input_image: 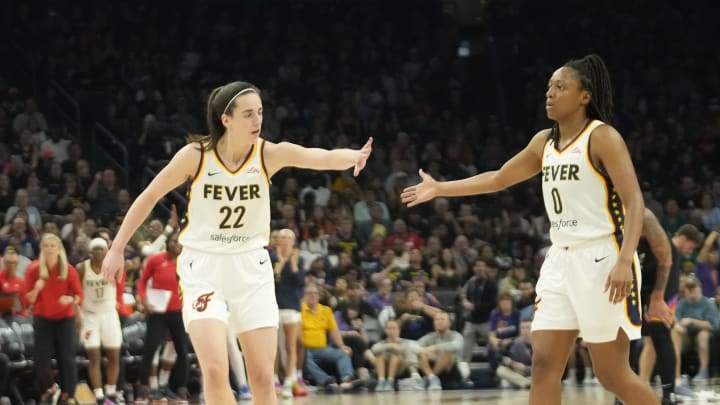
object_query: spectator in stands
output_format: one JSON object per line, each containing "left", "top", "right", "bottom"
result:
{"left": 40, "top": 126, "right": 71, "bottom": 164}
{"left": 461, "top": 259, "right": 498, "bottom": 362}
{"left": 0, "top": 214, "right": 39, "bottom": 259}
{"left": 385, "top": 219, "right": 423, "bottom": 251}
{"left": 357, "top": 233, "right": 385, "bottom": 283}
{"left": 695, "top": 228, "right": 719, "bottom": 298}
{"left": 496, "top": 319, "right": 533, "bottom": 389}
{"left": 24, "top": 233, "right": 82, "bottom": 404}
{"left": 139, "top": 208, "right": 178, "bottom": 258}
{"left": 431, "top": 248, "right": 463, "bottom": 289}
{"left": 300, "top": 174, "right": 332, "bottom": 208}
{"left": 0, "top": 247, "right": 26, "bottom": 316}
{"left": 272, "top": 229, "right": 308, "bottom": 398}
{"left": 399, "top": 248, "right": 434, "bottom": 288}
{"left": 12, "top": 129, "right": 39, "bottom": 172}
{"left": 302, "top": 206, "right": 336, "bottom": 240}
{"left": 417, "top": 311, "right": 464, "bottom": 391}
{"left": 274, "top": 203, "right": 301, "bottom": 238}
{"left": 334, "top": 301, "right": 374, "bottom": 380}
{"left": 367, "top": 277, "right": 395, "bottom": 314}
{"left": 372, "top": 319, "right": 423, "bottom": 392}
{"left": 662, "top": 199, "right": 686, "bottom": 235}
{"left": 516, "top": 279, "right": 537, "bottom": 320}
{"left": 354, "top": 189, "right": 391, "bottom": 225}
{"left": 87, "top": 169, "right": 120, "bottom": 226}
{"left": 299, "top": 223, "right": 328, "bottom": 270}
{"left": 67, "top": 233, "right": 90, "bottom": 265}
{"left": 498, "top": 261, "right": 527, "bottom": 295}
{"left": 74, "top": 159, "right": 94, "bottom": 191}
{"left": 487, "top": 291, "right": 521, "bottom": 372}
{"left": 135, "top": 234, "right": 189, "bottom": 400}
{"left": 0, "top": 174, "right": 14, "bottom": 214}
{"left": 699, "top": 192, "right": 720, "bottom": 232}
{"left": 60, "top": 207, "right": 87, "bottom": 245}
{"left": 330, "top": 216, "right": 361, "bottom": 261}
{"left": 301, "top": 283, "right": 355, "bottom": 390}
{"left": 51, "top": 175, "right": 91, "bottom": 216}
{"left": 451, "top": 235, "right": 478, "bottom": 274}
{"left": 356, "top": 203, "right": 391, "bottom": 245}
{"left": 12, "top": 98, "right": 48, "bottom": 136}
{"left": 370, "top": 248, "right": 403, "bottom": 289}
{"left": 396, "top": 288, "right": 440, "bottom": 341}
{"left": 4, "top": 189, "right": 42, "bottom": 230}
{"left": 674, "top": 275, "right": 719, "bottom": 382}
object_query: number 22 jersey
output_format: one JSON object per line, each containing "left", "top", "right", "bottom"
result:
{"left": 541, "top": 120, "right": 624, "bottom": 247}
{"left": 179, "top": 138, "right": 271, "bottom": 254}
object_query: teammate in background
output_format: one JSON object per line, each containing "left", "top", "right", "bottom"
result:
{"left": 102, "top": 81, "right": 372, "bottom": 405}
{"left": 402, "top": 54, "right": 658, "bottom": 404}
{"left": 77, "top": 238, "right": 125, "bottom": 404}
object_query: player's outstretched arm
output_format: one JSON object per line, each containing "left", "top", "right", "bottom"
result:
{"left": 264, "top": 137, "right": 373, "bottom": 177}
{"left": 401, "top": 130, "right": 548, "bottom": 207}
{"left": 102, "top": 144, "right": 200, "bottom": 283}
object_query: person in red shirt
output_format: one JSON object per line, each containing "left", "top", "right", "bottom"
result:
{"left": 385, "top": 219, "right": 424, "bottom": 251}
{"left": 24, "top": 233, "right": 82, "bottom": 405}
{"left": 0, "top": 247, "right": 26, "bottom": 316}
{"left": 135, "top": 233, "right": 189, "bottom": 398}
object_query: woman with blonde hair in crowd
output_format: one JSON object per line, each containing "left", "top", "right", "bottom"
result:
{"left": 24, "top": 233, "right": 83, "bottom": 404}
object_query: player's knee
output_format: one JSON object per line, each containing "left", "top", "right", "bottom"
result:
{"left": 247, "top": 368, "right": 274, "bottom": 391}
{"left": 530, "top": 350, "right": 564, "bottom": 379}
{"left": 201, "top": 361, "right": 228, "bottom": 385}
{"left": 593, "top": 367, "right": 625, "bottom": 393}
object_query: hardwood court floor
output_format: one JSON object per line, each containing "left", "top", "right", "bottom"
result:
{"left": 146, "top": 384, "right": 720, "bottom": 404}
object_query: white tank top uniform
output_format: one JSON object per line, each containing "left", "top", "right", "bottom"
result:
{"left": 177, "top": 138, "right": 279, "bottom": 334}
{"left": 81, "top": 260, "right": 123, "bottom": 348}
{"left": 532, "top": 120, "right": 642, "bottom": 343}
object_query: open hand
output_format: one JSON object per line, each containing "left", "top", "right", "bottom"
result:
{"left": 646, "top": 293, "right": 673, "bottom": 328}
{"left": 400, "top": 169, "right": 438, "bottom": 207}
{"left": 353, "top": 137, "right": 373, "bottom": 176}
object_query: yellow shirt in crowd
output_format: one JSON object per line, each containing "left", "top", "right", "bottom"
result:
{"left": 301, "top": 301, "right": 337, "bottom": 349}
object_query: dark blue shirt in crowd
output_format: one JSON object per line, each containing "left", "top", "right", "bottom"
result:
{"left": 272, "top": 251, "right": 305, "bottom": 311}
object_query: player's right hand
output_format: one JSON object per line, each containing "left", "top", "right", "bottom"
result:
{"left": 102, "top": 247, "right": 125, "bottom": 284}
{"left": 401, "top": 169, "right": 438, "bottom": 207}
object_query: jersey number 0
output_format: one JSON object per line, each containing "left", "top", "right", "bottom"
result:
{"left": 551, "top": 188, "right": 563, "bottom": 214}
{"left": 219, "top": 205, "right": 246, "bottom": 229}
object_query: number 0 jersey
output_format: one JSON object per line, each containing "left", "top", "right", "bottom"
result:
{"left": 541, "top": 120, "right": 624, "bottom": 247}
{"left": 179, "top": 138, "right": 271, "bottom": 254}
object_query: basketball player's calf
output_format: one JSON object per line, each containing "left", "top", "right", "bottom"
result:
{"left": 587, "top": 331, "right": 659, "bottom": 405}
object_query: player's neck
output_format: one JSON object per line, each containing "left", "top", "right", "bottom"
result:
{"left": 557, "top": 114, "right": 590, "bottom": 145}
{"left": 217, "top": 134, "right": 254, "bottom": 165}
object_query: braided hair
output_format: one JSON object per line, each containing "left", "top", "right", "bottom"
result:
{"left": 549, "top": 54, "right": 613, "bottom": 145}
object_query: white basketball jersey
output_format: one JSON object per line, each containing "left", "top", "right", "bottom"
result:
{"left": 541, "top": 120, "right": 623, "bottom": 247}
{"left": 82, "top": 260, "right": 117, "bottom": 313}
{"left": 179, "top": 138, "right": 271, "bottom": 254}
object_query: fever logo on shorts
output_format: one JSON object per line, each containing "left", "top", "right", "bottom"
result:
{"left": 192, "top": 291, "right": 215, "bottom": 312}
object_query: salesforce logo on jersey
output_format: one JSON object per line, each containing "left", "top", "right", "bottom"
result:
{"left": 550, "top": 218, "right": 579, "bottom": 229}
{"left": 210, "top": 233, "right": 252, "bottom": 244}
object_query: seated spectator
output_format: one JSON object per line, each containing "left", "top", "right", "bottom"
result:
{"left": 87, "top": 169, "right": 120, "bottom": 226}
{"left": 138, "top": 208, "right": 178, "bottom": 258}
{"left": 385, "top": 219, "right": 423, "bottom": 251}
{"left": 357, "top": 233, "right": 385, "bottom": 283}
{"left": 516, "top": 279, "right": 536, "bottom": 321}
{"left": 396, "top": 289, "right": 440, "bottom": 340}
{"left": 695, "top": 228, "right": 718, "bottom": 298}
{"left": 12, "top": 97, "right": 47, "bottom": 136}
{"left": 431, "top": 248, "right": 462, "bottom": 289}
{"left": 50, "top": 175, "right": 91, "bottom": 216}
{"left": 334, "top": 301, "right": 375, "bottom": 380}
{"left": 417, "top": 311, "right": 464, "bottom": 390}
{"left": 356, "top": 202, "right": 391, "bottom": 245}
{"left": 675, "top": 275, "right": 719, "bottom": 381}
{"left": 301, "top": 284, "right": 355, "bottom": 390}
{"left": 370, "top": 248, "right": 404, "bottom": 289}
{"left": 399, "top": 248, "right": 434, "bottom": 289}
{"left": 411, "top": 278, "right": 442, "bottom": 308}
{"left": 367, "top": 277, "right": 395, "bottom": 315}
{"left": 4, "top": 189, "right": 42, "bottom": 230}
{"left": 0, "top": 174, "right": 15, "bottom": 214}
{"left": 0, "top": 214, "right": 39, "bottom": 259}
{"left": 495, "top": 319, "right": 532, "bottom": 389}
{"left": 299, "top": 223, "right": 328, "bottom": 270}
{"left": 0, "top": 247, "right": 26, "bottom": 316}
{"left": 498, "top": 261, "right": 527, "bottom": 295}
{"left": 40, "top": 126, "right": 71, "bottom": 164}
{"left": 487, "top": 291, "right": 521, "bottom": 372}
{"left": 372, "top": 319, "right": 423, "bottom": 392}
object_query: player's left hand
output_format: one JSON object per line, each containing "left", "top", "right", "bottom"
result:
{"left": 647, "top": 292, "right": 673, "bottom": 328}
{"left": 604, "top": 262, "right": 634, "bottom": 304}
{"left": 353, "top": 137, "right": 373, "bottom": 176}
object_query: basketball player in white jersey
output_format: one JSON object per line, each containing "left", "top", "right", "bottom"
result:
{"left": 102, "top": 81, "right": 373, "bottom": 405}
{"left": 78, "top": 238, "right": 124, "bottom": 404}
{"left": 401, "top": 54, "right": 659, "bottom": 405}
